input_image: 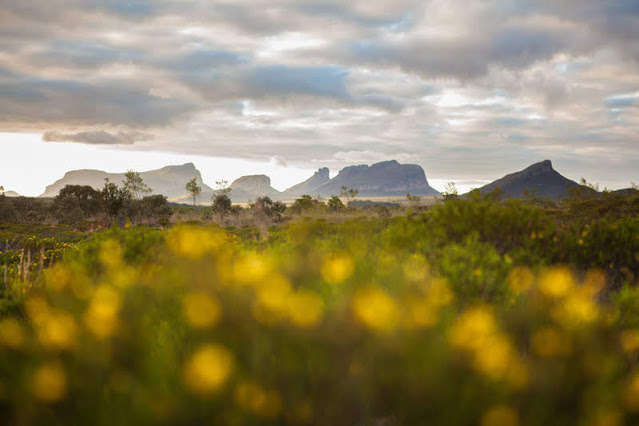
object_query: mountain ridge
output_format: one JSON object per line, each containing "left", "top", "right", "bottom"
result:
{"left": 476, "top": 160, "right": 581, "bottom": 199}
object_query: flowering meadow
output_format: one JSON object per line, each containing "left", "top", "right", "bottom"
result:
{"left": 1, "top": 196, "right": 639, "bottom": 425}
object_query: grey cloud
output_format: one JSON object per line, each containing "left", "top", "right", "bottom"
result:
{"left": 604, "top": 93, "right": 637, "bottom": 108}
{"left": 0, "top": 69, "right": 194, "bottom": 128}
{"left": 42, "top": 129, "right": 151, "bottom": 144}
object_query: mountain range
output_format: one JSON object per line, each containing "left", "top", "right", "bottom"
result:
{"left": 37, "top": 159, "right": 602, "bottom": 203}
{"left": 40, "top": 160, "right": 440, "bottom": 203}
{"left": 40, "top": 163, "right": 212, "bottom": 200}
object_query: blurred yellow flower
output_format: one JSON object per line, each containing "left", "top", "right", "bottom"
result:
{"left": 233, "top": 253, "right": 271, "bottom": 286}
{"left": 167, "top": 227, "right": 226, "bottom": 259}
{"left": 183, "top": 293, "right": 221, "bottom": 329}
{"left": 0, "top": 318, "right": 25, "bottom": 349}
{"left": 538, "top": 267, "right": 575, "bottom": 299}
{"left": 85, "top": 286, "right": 121, "bottom": 338}
{"left": 553, "top": 294, "right": 599, "bottom": 328}
{"left": 321, "top": 254, "right": 354, "bottom": 284}
{"left": 449, "top": 306, "right": 497, "bottom": 352}
{"left": 588, "top": 409, "right": 623, "bottom": 426}
{"left": 532, "top": 327, "right": 570, "bottom": 358}
{"left": 99, "top": 239, "right": 123, "bottom": 269}
{"left": 625, "top": 372, "right": 639, "bottom": 411}
{"left": 234, "top": 381, "right": 282, "bottom": 418}
{"left": 32, "top": 362, "right": 67, "bottom": 403}
{"left": 621, "top": 329, "right": 639, "bottom": 353}
{"left": 481, "top": 405, "right": 518, "bottom": 426}
{"left": 507, "top": 267, "right": 534, "bottom": 295}
{"left": 287, "top": 290, "right": 324, "bottom": 328}
{"left": 352, "top": 286, "right": 399, "bottom": 332}
{"left": 37, "top": 311, "right": 77, "bottom": 350}
{"left": 46, "top": 265, "right": 72, "bottom": 292}
{"left": 183, "top": 344, "right": 233, "bottom": 395}
{"left": 255, "top": 274, "right": 292, "bottom": 318}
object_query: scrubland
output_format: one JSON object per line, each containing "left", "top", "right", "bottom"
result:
{"left": 1, "top": 192, "right": 639, "bottom": 425}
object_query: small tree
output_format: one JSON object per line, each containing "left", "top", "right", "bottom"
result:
{"left": 340, "top": 186, "right": 359, "bottom": 203}
{"left": 0, "top": 185, "right": 4, "bottom": 197}
{"left": 140, "top": 194, "right": 173, "bottom": 225}
{"left": 328, "top": 195, "right": 345, "bottom": 212}
{"left": 442, "top": 182, "right": 458, "bottom": 201}
{"left": 100, "top": 178, "right": 131, "bottom": 222}
{"left": 186, "top": 177, "right": 202, "bottom": 206}
{"left": 211, "top": 194, "right": 233, "bottom": 219}
{"left": 290, "top": 194, "right": 315, "bottom": 215}
{"left": 250, "top": 196, "right": 286, "bottom": 221}
{"left": 406, "top": 192, "right": 421, "bottom": 207}
{"left": 214, "top": 180, "right": 232, "bottom": 197}
{"left": 123, "top": 170, "right": 152, "bottom": 200}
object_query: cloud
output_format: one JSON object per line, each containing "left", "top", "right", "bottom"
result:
{"left": 0, "top": 0, "right": 637, "bottom": 188}
{"left": 269, "top": 155, "right": 288, "bottom": 168}
{"left": 42, "top": 129, "right": 152, "bottom": 145}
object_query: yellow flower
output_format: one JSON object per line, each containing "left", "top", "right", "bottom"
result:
{"left": 183, "top": 293, "right": 221, "bottom": 329}
{"left": 0, "top": 318, "right": 25, "bottom": 349}
{"left": 538, "top": 267, "right": 574, "bottom": 299}
{"left": 234, "top": 381, "right": 282, "bottom": 418}
{"left": 36, "top": 311, "right": 77, "bottom": 350}
{"left": 507, "top": 267, "right": 534, "bottom": 295}
{"left": 183, "top": 344, "right": 234, "bottom": 395}
{"left": 85, "top": 286, "right": 121, "bottom": 338}
{"left": 32, "top": 362, "right": 67, "bottom": 403}
{"left": 167, "top": 227, "right": 226, "bottom": 259}
{"left": 621, "top": 330, "right": 639, "bottom": 353}
{"left": 531, "top": 327, "right": 570, "bottom": 357}
{"left": 481, "top": 405, "right": 519, "bottom": 426}
{"left": 321, "top": 254, "right": 354, "bottom": 284}
{"left": 287, "top": 290, "right": 324, "bottom": 328}
{"left": 352, "top": 286, "right": 399, "bottom": 332}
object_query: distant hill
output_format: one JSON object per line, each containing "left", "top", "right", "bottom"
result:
{"left": 283, "top": 167, "right": 330, "bottom": 197}
{"left": 306, "top": 160, "right": 439, "bottom": 197}
{"left": 476, "top": 160, "right": 581, "bottom": 199}
{"left": 230, "top": 175, "right": 281, "bottom": 202}
{"left": 3, "top": 190, "right": 20, "bottom": 197}
{"left": 40, "top": 163, "right": 212, "bottom": 201}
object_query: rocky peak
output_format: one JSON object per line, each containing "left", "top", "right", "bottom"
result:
{"left": 522, "top": 160, "right": 553, "bottom": 176}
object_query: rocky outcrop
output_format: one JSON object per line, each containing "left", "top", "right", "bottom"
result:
{"left": 40, "top": 163, "right": 212, "bottom": 201}
{"left": 477, "top": 160, "right": 581, "bottom": 199}
{"left": 310, "top": 160, "right": 439, "bottom": 197}
{"left": 230, "top": 175, "right": 281, "bottom": 202}
{"left": 283, "top": 167, "right": 330, "bottom": 197}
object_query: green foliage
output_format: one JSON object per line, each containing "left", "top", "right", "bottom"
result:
{"left": 250, "top": 197, "right": 286, "bottom": 221}
{"left": 0, "top": 194, "right": 639, "bottom": 424}
{"left": 185, "top": 177, "right": 202, "bottom": 206}
{"left": 122, "top": 170, "right": 152, "bottom": 200}
{"left": 327, "top": 195, "right": 345, "bottom": 212}
{"left": 99, "top": 178, "right": 131, "bottom": 222}
{"left": 51, "top": 185, "right": 101, "bottom": 222}
{"left": 290, "top": 195, "right": 318, "bottom": 215}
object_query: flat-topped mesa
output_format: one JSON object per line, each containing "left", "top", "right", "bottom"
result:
{"left": 40, "top": 163, "right": 211, "bottom": 200}
{"left": 477, "top": 159, "right": 582, "bottom": 199}
{"left": 230, "top": 175, "right": 281, "bottom": 202}
{"left": 310, "top": 160, "right": 439, "bottom": 197}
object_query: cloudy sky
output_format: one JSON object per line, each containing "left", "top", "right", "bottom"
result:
{"left": 0, "top": 0, "right": 638, "bottom": 195}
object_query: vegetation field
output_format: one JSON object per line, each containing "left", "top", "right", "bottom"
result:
{"left": 1, "top": 190, "right": 639, "bottom": 425}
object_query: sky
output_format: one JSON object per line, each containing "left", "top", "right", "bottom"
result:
{"left": 0, "top": 0, "right": 637, "bottom": 196}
